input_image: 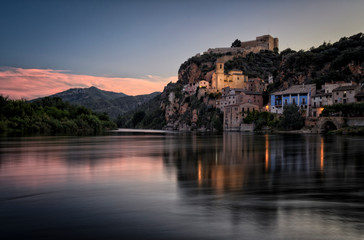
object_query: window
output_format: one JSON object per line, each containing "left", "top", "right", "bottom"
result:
{"left": 220, "top": 64, "right": 222, "bottom": 69}
{"left": 284, "top": 99, "right": 288, "bottom": 104}
{"left": 302, "top": 98, "right": 306, "bottom": 104}
{"left": 293, "top": 98, "right": 296, "bottom": 104}
{"left": 344, "top": 91, "right": 347, "bottom": 97}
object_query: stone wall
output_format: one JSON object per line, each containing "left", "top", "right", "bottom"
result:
{"left": 347, "top": 117, "right": 364, "bottom": 127}
{"left": 240, "top": 124, "right": 255, "bottom": 132}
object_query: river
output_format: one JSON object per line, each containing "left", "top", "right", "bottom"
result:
{"left": 0, "top": 132, "right": 363, "bottom": 239}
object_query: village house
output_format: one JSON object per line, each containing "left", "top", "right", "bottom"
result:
{"left": 355, "top": 92, "right": 364, "bottom": 102}
{"left": 221, "top": 87, "right": 263, "bottom": 131}
{"left": 224, "top": 103, "right": 261, "bottom": 131}
{"left": 332, "top": 85, "right": 361, "bottom": 104}
{"left": 182, "top": 82, "right": 198, "bottom": 95}
{"left": 217, "top": 87, "right": 263, "bottom": 112}
{"left": 223, "top": 104, "right": 241, "bottom": 131}
{"left": 270, "top": 84, "right": 316, "bottom": 116}
{"left": 246, "top": 78, "right": 266, "bottom": 92}
{"left": 311, "top": 82, "right": 353, "bottom": 117}
{"left": 198, "top": 80, "right": 209, "bottom": 88}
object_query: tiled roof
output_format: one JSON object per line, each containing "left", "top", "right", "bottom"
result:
{"left": 312, "top": 93, "right": 332, "bottom": 97}
{"left": 332, "top": 85, "right": 360, "bottom": 91}
{"left": 273, "top": 84, "right": 315, "bottom": 95}
{"left": 241, "top": 90, "right": 262, "bottom": 95}
{"left": 355, "top": 92, "right": 364, "bottom": 97}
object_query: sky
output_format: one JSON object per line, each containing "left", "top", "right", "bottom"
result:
{"left": 0, "top": 0, "right": 363, "bottom": 99}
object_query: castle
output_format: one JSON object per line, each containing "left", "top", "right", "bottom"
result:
{"left": 205, "top": 35, "right": 279, "bottom": 55}
{"left": 240, "top": 35, "right": 279, "bottom": 52}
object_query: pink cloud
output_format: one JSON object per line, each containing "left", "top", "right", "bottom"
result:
{"left": 0, "top": 67, "right": 177, "bottom": 100}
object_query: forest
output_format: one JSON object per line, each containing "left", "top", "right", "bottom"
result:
{"left": 0, "top": 96, "right": 116, "bottom": 135}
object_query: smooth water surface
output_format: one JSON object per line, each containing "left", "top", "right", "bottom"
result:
{"left": 0, "top": 133, "right": 363, "bottom": 239}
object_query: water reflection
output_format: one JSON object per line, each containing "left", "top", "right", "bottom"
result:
{"left": 163, "top": 133, "right": 364, "bottom": 196}
{"left": 0, "top": 134, "right": 363, "bottom": 239}
{"left": 162, "top": 133, "right": 364, "bottom": 239}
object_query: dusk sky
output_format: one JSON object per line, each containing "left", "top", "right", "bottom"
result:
{"left": 1, "top": 0, "right": 363, "bottom": 99}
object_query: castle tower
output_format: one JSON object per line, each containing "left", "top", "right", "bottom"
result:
{"left": 216, "top": 62, "right": 225, "bottom": 90}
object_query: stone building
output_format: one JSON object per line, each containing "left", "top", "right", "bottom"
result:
{"left": 182, "top": 82, "right": 198, "bottom": 95}
{"left": 221, "top": 87, "right": 263, "bottom": 131}
{"left": 240, "top": 35, "right": 279, "bottom": 51}
{"left": 198, "top": 80, "right": 209, "bottom": 88}
{"left": 217, "top": 87, "right": 263, "bottom": 112}
{"left": 311, "top": 82, "right": 353, "bottom": 117}
{"left": 206, "top": 35, "right": 279, "bottom": 55}
{"left": 211, "top": 62, "right": 248, "bottom": 91}
{"left": 224, "top": 105, "right": 242, "bottom": 131}
{"left": 332, "top": 85, "right": 361, "bottom": 104}
{"left": 246, "top": 78, "right": 266, "bottom": 92}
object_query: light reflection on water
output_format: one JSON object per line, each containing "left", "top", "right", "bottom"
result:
{"left": 0, "top": 133, "right": 363, "bottom": 240}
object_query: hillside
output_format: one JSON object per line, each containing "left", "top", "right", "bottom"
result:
{"left": 118, "top": 33, "right": 364, "bottom": 131}
{"left": 41, "top": 86, "right": 160, "bottom": 119}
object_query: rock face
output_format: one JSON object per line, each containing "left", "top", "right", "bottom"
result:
{"left": 160, "top": 82, "right": 223, "bottom": 131}
{"left": 178, "top": 62, "right": 201, "bottom": 84}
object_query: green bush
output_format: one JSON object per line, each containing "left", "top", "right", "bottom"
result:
{"left": 278, "top": 105, "right": 305, "bottom": 130}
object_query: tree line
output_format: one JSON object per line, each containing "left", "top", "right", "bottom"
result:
{"left": 0, "top": 96, "right": 116, "bottom": 135}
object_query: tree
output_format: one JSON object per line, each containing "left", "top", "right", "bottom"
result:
{"left": 231, "top": 39, "right": 241, "bottom": 48}
{"left": 279, "top": 104, "right": 305, "bottom": 130}
{"left": 132, "top": 111, "right": 146, "bottom": 127}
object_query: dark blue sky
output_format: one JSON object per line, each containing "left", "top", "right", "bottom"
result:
{"left": 1, "top": 0, "right": 363, "bottom": 84}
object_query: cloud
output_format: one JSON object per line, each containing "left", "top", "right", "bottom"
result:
{"left": 0, "top": 67, "right": 177, "bottom": 100}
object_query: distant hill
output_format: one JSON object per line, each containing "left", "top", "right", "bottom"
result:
{"left": 36, "top": 86, "right": 160, "bottom": 119}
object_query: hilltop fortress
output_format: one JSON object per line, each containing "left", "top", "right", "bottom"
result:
{"left": 205, "top": 35, "right": 279, "bottom": 55}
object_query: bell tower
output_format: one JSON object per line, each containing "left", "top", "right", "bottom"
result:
{"left": 216, "top": 62, "right": 225, "bottom": 90}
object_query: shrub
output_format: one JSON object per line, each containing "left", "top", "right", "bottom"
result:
{"left": 279, "top": 104, "right": 305, "bottom": 130}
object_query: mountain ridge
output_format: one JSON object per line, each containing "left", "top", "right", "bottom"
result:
{"left": 34, "top": 86, "right": 160, "bottom": 119}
